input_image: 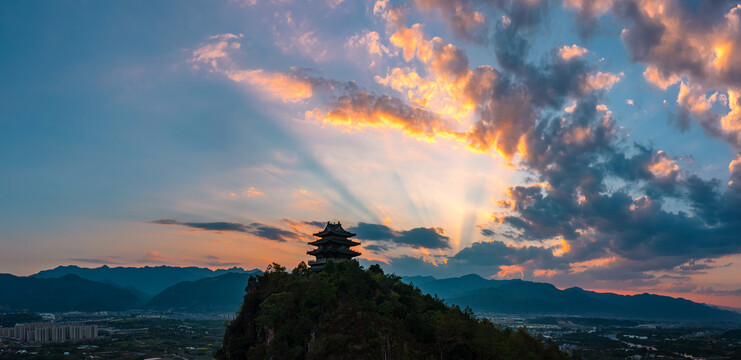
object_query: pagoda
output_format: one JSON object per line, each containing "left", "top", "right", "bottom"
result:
{"left": 307, "top": 221, "right": 361, "bottom": 271}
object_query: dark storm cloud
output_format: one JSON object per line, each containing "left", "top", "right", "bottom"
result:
{"left": 413, "top": 0, "right": 550, "bottom": 44}
{"left": 363, "top": 244, "right": 389, "bottom": 252}
{"left": 452, "top": 240, "right": 561, "bottom": 269}
{"left": 480, "top": 228, "right": 495, "bottom": 237}
{"left": 149, "top": 219, "right": 299, "bottom": 242}
{"left": 349, "top": 222, "right": 451, "bottom": 249}
{"left": 413, "top": 0, "right": 490, "bottom": 44}
{"left": 380, "top": 239, "right": 568, "bottom": 278}
{"left": 300, "top": 220, "right": 327, "bottom": 228}
{"left": 248, "top": 222, "right": 300, "bottom": 242}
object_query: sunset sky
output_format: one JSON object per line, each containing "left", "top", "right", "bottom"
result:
{"left": 2, "top": 0, "right": 741, "bottom": 307}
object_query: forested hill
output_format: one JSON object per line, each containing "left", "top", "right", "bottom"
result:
{"left": 217, "top": 260, "right": 571, "bottom": 360}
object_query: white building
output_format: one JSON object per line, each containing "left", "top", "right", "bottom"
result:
{"left": 0, "top": 322, "right": 97, "bottom": 343}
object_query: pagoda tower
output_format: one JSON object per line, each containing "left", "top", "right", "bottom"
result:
{"left": 307, "top": 221, "right": 361, "bottom": 271}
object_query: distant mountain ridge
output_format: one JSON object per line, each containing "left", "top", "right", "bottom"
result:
{"left": 145, "top": 272, "right": 255, "bottom": 312}
{"left": 0, "top": 273, "right": 142, "bottom": 312}
{"left": 2, "top": 265, "right": 262, "bottom": 314}
{"left": 32, "top": 265, "right": 260, "bottom": 296}
{"left": 4, "top": 265, "right": 738, "bottom": 324}
{"left": 403, "top": 274, "right": 741, "bottom": 324}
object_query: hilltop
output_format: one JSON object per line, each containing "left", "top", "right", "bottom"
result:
{"left": 216, "top": 260, "right": 571, "bottom": 360}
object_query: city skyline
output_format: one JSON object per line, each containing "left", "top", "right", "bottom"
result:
{"left": 2, "top": 0, "right": 741, "bottom": 308}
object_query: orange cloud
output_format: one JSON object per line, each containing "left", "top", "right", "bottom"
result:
{"left": 533, "top": 269, "right": 559, "bottom": 277}
{"left": 390, "top": 24, "right": 428, "bottom": 62}
{"left": 245, "top": 187, "right": 265, "bottom": 197}
{"left": 226, "top": 69, "right": 312, "bottom": 102}
{"left": 497, "top": 264, "right": 525, "bottom": 278}
{"left": 190, "top": 35, "right": 314, "bottom": 103}
{"left": 558, "top": 44, "right": 588, "bottom": 60}
{"left": 730, "top": 155, "right": 741, "bottom": 184}
{"left": 721, "top": 89, "right": 741, "bottom": 131}
{"left": 305, "top": 92, "right": 458, "bottom": 142}
{"left": 569, "top": 256, "right": 617, "bottom": 273}
{"left": 583, "top": 71, "right": 622, "bottom": 92}
{"left": 347, "top": 30, "right": 390, "bottom": 57}
{"left": 648, "top": 151, "right": 679, "bottom": 179}
{"left": 676, "top": 82, "right": 724, "bottom": 115}
{"left": 643, "top": 66, "right": 681, "bottom": 90}
{"left": 190, "top": 33, "right": 243, "bottom": 64}
{"left": 563, "top": 0, "right": 614, "bottom": 17}
{"left": 608, "top": 2, "right": 741, "bottom": 145}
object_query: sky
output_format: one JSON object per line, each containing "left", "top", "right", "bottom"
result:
{"left": 2, "top": 0, "right": 741, "bottom": 307}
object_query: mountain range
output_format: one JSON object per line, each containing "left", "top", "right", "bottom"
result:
{"left": 0, "top": 273, "right": 142, "bottom": 312}
{"left": 146, "top": 272, "right": 254, "bottom": 312}
{"left": 1, "top": 265, "right": 260, "bottom": 314}
{"left": 1, "top": 265, "right": 739, "bottom": 324}
{"left": 31, "top": 265, "right": 260, "bottom": 296}
{"left": 404, "top": 274, "right": 741, "bottom": 323}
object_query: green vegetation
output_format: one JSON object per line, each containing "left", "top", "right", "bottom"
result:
{"left": 217, "top": 260, "right": 571, "bottom": 360}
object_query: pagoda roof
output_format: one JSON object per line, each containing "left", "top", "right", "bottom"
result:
{"left": 307, "top": 247, "right": 361, "bottom": 257}
{"left": 313, "top": 221, "right": 356, "bottom": 238}
{"left": 308, "top": 236, "right": 360, "bottom": 247}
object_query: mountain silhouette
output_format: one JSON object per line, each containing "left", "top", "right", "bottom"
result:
{"left": 32, "top": 265, "right": 259, "bottom": 296}
{"left": 406, "top": 274, "right": 741, "bottom": 323}
{"left": 0, "top": 273, "right": 141, "bottom": 312}
{"left": 146, "top": 272, "right": 257, "bottom": 312}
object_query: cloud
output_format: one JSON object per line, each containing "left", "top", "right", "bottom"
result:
{"left": 279, "top": 31, "right": 331, "bottom": 62}
{"left": 349, "top": 222, "right": 451, "bottom": 249}
{"left": 695, "top": 287, "right": 741, "bottom": 296}
{"left": 189, "top": 34, "right": 347, "bottom": 103}
{"left": 190, "top": 33, "right": 243, "bottom": 63}
{"left": 559, "top": 44, "right": 588, "bottom": 60}
{"left": 184, "top": 3, "right": 741, "bottom": 293}
{"left": 583, "top": 71, "right": 622, "bottom": 92}
{"left": 642, "top": 66, "right": 681, "bottom": 89}
{"left": 150, "top": 219, "right": 299, "bottom": 242}
{"left": 298, "top": 11, "right": 741, "bottom": 285}
{"left": 568, "top": 1, "right": 741, "bottom": 149}
{"left": 227, "top": 69, "right": 313, "bottom": 102}
{"left": 306, "top": 91, "right": 457, "bottom": 141}
{"left": 412, "top": 0, "right": 488, "bottom": 43}
{"left": 346, "top": 30, "right": 390, "bottom": 57}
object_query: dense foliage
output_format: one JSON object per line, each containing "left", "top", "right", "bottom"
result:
{"left": 216, "top": 260, "right": 571, "bottom": 360}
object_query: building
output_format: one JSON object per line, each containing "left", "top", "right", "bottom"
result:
{"left": 307, "top": 221, "right": 361, "bottom": 271}
{"left": 0, "top": 322, "right": 97, "bottom": 343}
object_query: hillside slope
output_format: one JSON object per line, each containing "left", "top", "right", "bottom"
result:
{"left": 0, "top": 274, "right": 141, "bottom": 312}
{"left": 217, "top": 261, "right": 571, "bottom": 360}
{"left": 146, "top": 272, "right": 256, "bottom": 312}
